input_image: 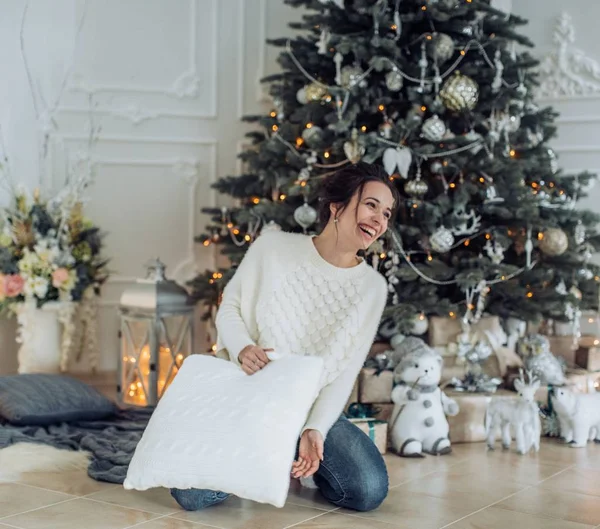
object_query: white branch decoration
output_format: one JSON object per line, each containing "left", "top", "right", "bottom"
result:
{"left": 537, "top": 12, "right": 600, "bottom": 98}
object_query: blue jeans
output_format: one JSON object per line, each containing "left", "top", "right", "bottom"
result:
{"left": 170, "top": 415, "right": 388, "bottom": 512}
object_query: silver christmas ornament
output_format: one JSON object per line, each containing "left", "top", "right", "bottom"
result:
{"left": 525, "top": 352, "right": 566, "bottom": 386}
{"left": 405, "top": 178, "right": 428, "bottom": 199}
{"left": 421, "top": 115, "right": 447, "bottom": 142}
{"left": 430, "top": 161, "right": 443, "bottom": 173}
{"left": 440, "top": 72, "right": 479, "bottom": 112}
{"left": 426, "top": 33, "right": 455, "bottom": 64}
{"left": 294, "top": 202, "right": 317, "bottom": 231}
{"left": 301, "top": 125, "right": 323, "bottom": 143}
{"left": 340, "top": 65, "right": 366, "bottom": 88}
{"left": 296, "top": 87, "right": 307, "bottom": 104}
{"left": 539, "top": 228, "right": 568, "bottom": 256}
{"left": 385, "top": 69, "right": 403, "bottom": 91}
{"left": 429, "top": 226, "right": 455, "bottom": 253}
{"left": 410, "top": 314, "right": 429, "bottom": 335}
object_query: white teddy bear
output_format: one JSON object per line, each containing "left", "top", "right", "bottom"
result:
{"left": 552, "top": 387, "right": 600, "bottom": 447}
{"left": 390, "top": 337, "right": 459, "bottom": 457}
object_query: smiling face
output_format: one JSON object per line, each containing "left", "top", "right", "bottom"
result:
{"left": 331, "top": 181, "right": 395, "bottom": 251}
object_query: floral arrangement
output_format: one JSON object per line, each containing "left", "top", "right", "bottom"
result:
{"left": 0, "top": 188, "right": 109, "bottom": 311}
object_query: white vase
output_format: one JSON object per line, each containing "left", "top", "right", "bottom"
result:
{"left": 17, "top": 301, "right": 67, "bottom": 374}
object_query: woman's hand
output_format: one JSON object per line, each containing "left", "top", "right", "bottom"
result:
{"left": 292, "top": 429, "right": 324, "bottom": 479}
{"left": 237, "top": 345, "right": 273, "bottom": 375}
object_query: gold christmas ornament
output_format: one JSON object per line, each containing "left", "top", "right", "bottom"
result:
{"left": 440, "top": 72, "right": 479, "bottom": 112}
{"left": 304, "top": 82, "right": 328, "bottom": 102}
{"left": 539, "top": 227, "right": 568, "bottom": 256}
{"left": 405, "top": 178, "right": 428, "bottom": 199}
{"left": 343, "top": 128, "right": 365, "bottom": 163}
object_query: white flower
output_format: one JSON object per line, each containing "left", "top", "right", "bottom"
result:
{"left": 24, "top": 276, "right": 49, "bottom": 300}
{"left": 18, "top": 249, "right": 42, "bottom": 277}
{"left": 34, "top": 239, "right": 60, "bottom": 264}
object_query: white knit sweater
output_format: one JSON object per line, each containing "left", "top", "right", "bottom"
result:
{"left": 215, "top": 230, "right": 387, "bottom": 438}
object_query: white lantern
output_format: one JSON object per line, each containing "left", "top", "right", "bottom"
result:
{"left": 118, "top": 259, "right": 194, "bottom": 406}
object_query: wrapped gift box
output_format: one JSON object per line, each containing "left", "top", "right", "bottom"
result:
{"left": 349, "top": 418, "right": 388, "bottom": 454}
{"left": 446, "top": 389, "right": 518, "bottom": 443}
{"left": 358, "top": 368, "right": 394, "bottom": 403}
{"left": 428, "top": 315, "right": 503, "bottom": 347}
{"left": 576, "top": 336, "right": 600, "bottom": 371}
{"left": 547, "top": 335, "right": 577, "bottom": 366}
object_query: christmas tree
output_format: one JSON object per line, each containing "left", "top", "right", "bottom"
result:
{"left": 190, "top": 0, "right": 600, "bottom": 350}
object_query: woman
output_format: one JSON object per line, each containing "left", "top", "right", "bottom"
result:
{"left": 171, "top": 162, "right": 399, "bottom": 512}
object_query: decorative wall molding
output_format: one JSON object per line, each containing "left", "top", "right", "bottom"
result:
{"left": 537, "top": 12, "right": 600, "bottom": 99}
{"left": 68, "top": 0, "right": 218, "bottom": 118}
{"left": 55, "top": 134, "right": 217, "bottom": 284}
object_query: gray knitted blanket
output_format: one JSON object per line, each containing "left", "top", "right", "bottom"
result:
{"left": 0, "top": 408, "right": 153, "bottom": 484}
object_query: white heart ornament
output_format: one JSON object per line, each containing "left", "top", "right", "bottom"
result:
{"left": 383, "top": 147, "right": 412, "bottom": 178}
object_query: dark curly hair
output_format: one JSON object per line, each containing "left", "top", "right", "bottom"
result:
{"left": 317, "top": 162, "right": 400, "bottom": 228}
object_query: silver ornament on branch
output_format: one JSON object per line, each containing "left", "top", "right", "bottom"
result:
{"left": 421, "top": 115, "right": 447, "bottom": 142}
{"left": 430, "top": 160, "right": 443, "bottom": 173}
{"left": 539, "top": 228, "right": 568, "bottom": 256}
{"left": 385, "top": 69, "right": 403, "bottom": 91}
{"left": 294, "top": 202, "right": 318, "bottom": 231}
{"left": 340, "top": 65, "right": 366, "bottom": 89}
{"left": 296, "top": 87, "right": 308, "bottom": 104}
{"left": 426, "top": 33, "right": 455, "bottom": 64}
{"left": 429, "top": 226, "right": 455, "bottom": 253}
{"left": 343, "top": 128, "right": 365, "bottom": 163}
{"left": 301, "top": 125, "right": 323, "bottom": 143}
{"left": 405, "top": 178, "right": 428, "bottom": 200}
{"left": 410, "top": 313, "right": 429, "bottom": 335}
{"left": 440, "top": 72, "right": 479, "bottom": 112}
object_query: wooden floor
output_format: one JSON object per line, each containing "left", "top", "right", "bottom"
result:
{"left": 1, "top": 439, "right": 600, "bottom": 529}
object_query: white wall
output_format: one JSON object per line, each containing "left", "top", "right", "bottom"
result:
{"left": 512, "top": 1, "right": 600, "bottom": 214}
{"left": 0, "top": 0, "right": 302, "bottom": 374}
{"left": 0, "top": 1, "right": 599, "bottom": 374}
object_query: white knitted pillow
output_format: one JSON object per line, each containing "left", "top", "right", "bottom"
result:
{"left": 123, "top": 353, "right": 323, "bottom": 508}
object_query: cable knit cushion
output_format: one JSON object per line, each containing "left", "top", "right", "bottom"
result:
{"left": 124, "top": 353, "right": 323, "bottom": 508}
{"left": 0, "top": 374, "right": 116, "bottom": 426}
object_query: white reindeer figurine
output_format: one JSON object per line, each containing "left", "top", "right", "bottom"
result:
{"left": 485, "top": 371, "right": 541, "bottom": 454}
